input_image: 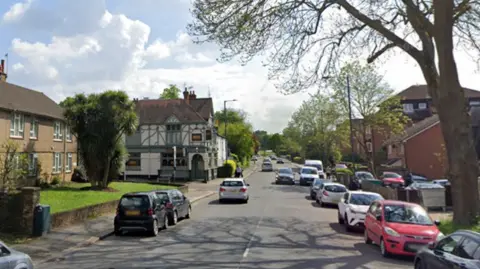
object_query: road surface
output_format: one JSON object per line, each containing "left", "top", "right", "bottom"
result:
{"left": 37, "top": 162, "right": 413, "bottom": 269}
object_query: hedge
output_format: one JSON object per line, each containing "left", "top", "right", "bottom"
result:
{"left": 224, "top": 160, "right": 237, "bottom": 177}
{"left": 335, "top": 168, "right": 353, "bottom": 175}
{"left": 293, "top": 156, "right": 303, "bottom": 163}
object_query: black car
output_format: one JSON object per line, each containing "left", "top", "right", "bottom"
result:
{"left": 114, "top": 192, "right": 168, "bottom": 236}
{"left": 276, "top": 159, "right": 284, "bottom": 164}
{"left": 414, "top": 230, "right": 480, "bottom": 269}
{"left": 154, "top": 189, "right": 191, "bottom": 225}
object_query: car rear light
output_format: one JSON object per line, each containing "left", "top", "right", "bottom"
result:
{"left": 165, "top": 202, "right": 174, "bottom": 209}
{"left": 323, "top": 190, "right": 329, "bottom": 196}
{"left": 220, "top": 187, "right": 226, "bottom": 192}
{"left": 147, "top": 208, "right": 154, "bottom": 216}
{"left": 240, "top": 188, "right": 247, "bottom": 192}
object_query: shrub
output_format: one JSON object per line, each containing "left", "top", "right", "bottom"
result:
{"left": 51, "top": 176, "right": 61, "bottom": 185}
{"left": 293, "top": 156, "right": 303, "bottom": 163}
{"left": 336, "top": 168, "right": 353, "bottom": 175}
{"left": 230, "top": 153, "right": 240, "bottom": 163}
{"left": 224, "top": 160, "right": 237, "bottom": 177}
{"left": 71, "top": 168, "right": 87, "bottom": 183}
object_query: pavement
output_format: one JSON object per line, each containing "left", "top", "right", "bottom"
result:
{"left": 33, "top": 161, "right": 413, "bottom": 269}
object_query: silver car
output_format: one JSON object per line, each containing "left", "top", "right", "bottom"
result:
{"left": 0, "top": 241, "right": 34, "bottom": 269}
{"left": 275, "top": 168, "right": 295, "bottom": 185}
{"left": 262, "top": 161, "right": 273, "bottom": 171}
{"left": 218, "top": 178, "right": 250, "bottom": 203}
{"left": 310, "top": 178, "right": 327, "bottom": 199}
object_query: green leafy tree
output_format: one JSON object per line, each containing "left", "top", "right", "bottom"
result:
{"left": 330, "top": 61, "right": 409, "bottom": 171}
{"left": 61, "top": 91, "right": 138, "bottom": 189}
{"left": 0, "top": 140, "right": 28, "bottom": 192}
{"left": 187, "top": 0, "right": 480, "bottom": 225}
{"left": 160, "top": 84, "right": 181, "bottom": 99}
{"left": 219, "top": 122, "right": 255, "bottom": 162}
{"left": 214, "top": 109, "right": 247, "bottom": 125}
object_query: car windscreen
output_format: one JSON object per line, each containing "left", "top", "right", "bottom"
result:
{"left": 278, "top": 168, "right": 292, "bottom": 174}
{"left": 384, "top": 204, "right": 433, "bottom": 225}
{"left": 384, "top": 172, "right": 401, "bottom": 178}
{"left": 306, "top": 164, "right": 323, "bottom": 171}
{"left": 349, "top": 193, "right": 383, "bottom": 205}
{"left": 301, "top": 168, "right": 317, "bottom": 175}
{"left": 120, "top": 195, "right": 150, "bottom": 209}
{"left": 324, "top": 185, "right": 347, "bottom": 192}
{"left": 356, "top": 172, "right": 374, "bottom": 180}
{"left": 221, "top": 181, "right": 244, "bottom": 187}
{"left": 313, "top": 179, "right": 325, "bottom": 186}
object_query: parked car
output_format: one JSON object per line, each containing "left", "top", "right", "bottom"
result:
{"left": 305, "top": 160, "right": 326, "bottom": 179}
{"left": 0, "top": 241, "right": 34, "bottom": 269}
{"left": 414, "top": 230, "right": 480, "bottom": 269}
{"left": 404, "top": 173, "right": 429, "bottom": 186}
{"left": 299, "top": 166, "right": 320, "bottom": 186}
{"left": 252, "top": 156, "right": 258, "bottom": 161}
{"left": 275, "top": 168, "right": 295, "bottom": 185}
{"left": 432, "top": 179, "right": 451, "bottom": 187}
{"left": 276, "top": 159, "right": 284, "bottom": 164}
{"left": 114, "top": 192, "right": 169, "bottom": 236}
{"left": 364, "top": 200, "right": 443, "bottom": 257}
{"left": 315, "top": 182, "right": 347, "bottom": 207}
{"left": 153, "top": 189, "right": 191, "bottom": 226}
{"left": 337, "top": 191, "right": 384, "bottom": 231}
{"left": 310, "top": 178, "right": 327, "bottom": 199}
{"left": 354, "top": 171, "right": 375, "bottom": 186}
{"left": 219, "top": 178, "right": 250, "bottom": 203}
{"left": 379, "top": 172, "right": 405, "bottom": 188}
{"left": 262, "top": 160, "right": 273, "bottom": 171}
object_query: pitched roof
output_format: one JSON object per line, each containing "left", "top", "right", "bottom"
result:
{"left": 0, "top": 81, "right": 64, "bottom": 120}
{"left": 135, "top": 99, "right": 207, "bottom": 124}
{"left": 383, "top": 115, "right": 440, "bottom": 145}
{"left": 397, "top": 84, "right": 480, "bottom": 100}
{"left": 188, "top": 98, "right": 213, "bottom": 120}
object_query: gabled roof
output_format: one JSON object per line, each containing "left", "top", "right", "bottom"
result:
{"left": 188, "top": 98, "right": 213, "bottom": 120}
{"left": 398, "top": 84, "right": 480, "bottom": 100}
{"left": 383, "top": 115, "right": 440, "bottom": 145}
{"left": 135, "top": 99, "right": 207, "bottom": 124}
{"left": 0, "top": 81, "right": 65, "bottom": 120}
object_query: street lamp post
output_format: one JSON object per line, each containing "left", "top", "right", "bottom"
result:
{"left": 346, "top": 75, "right": 355, "bottom": 174}
{"left": 223, "top": 99, "right": 237, "bottom": 156}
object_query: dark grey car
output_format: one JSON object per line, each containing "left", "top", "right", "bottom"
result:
{"left": 154, "top": 189, "right": 191, "bottom": 226}
{"left": 0, "top": 241, "right": 34, "bottom": 269}
{"left": 275, "top": 168, "right": 295, "bottom": 185}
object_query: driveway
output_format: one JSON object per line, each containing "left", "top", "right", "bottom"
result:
{"left": 37, "top": 162, "right": 413, "bottom": 269}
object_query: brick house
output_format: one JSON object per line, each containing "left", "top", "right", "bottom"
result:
{"left": 0, "top": 60, "right": 77, "bottom": 184}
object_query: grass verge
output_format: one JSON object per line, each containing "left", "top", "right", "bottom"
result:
{"left": 438, "top": 218, "right": 480, "bottom": 234}
{"left": 0, "top": 233, "right": 35, "bottom": 245}
{"left": 40, "top": 182, "right": 174, "bottom": 214}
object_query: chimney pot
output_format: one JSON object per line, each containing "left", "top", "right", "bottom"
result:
{"left": 183, "top": 89, "right": 189, "bottom": 100}
{"left": 0, "top": 60, "right": 7, "bottom": 82}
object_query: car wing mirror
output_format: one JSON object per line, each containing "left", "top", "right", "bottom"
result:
{"left": 434, "top": 220, "right": 441, "bottom": 226}
{"left": 428, "top": 241, "right": 436, "bottom": 250}
{"left": 376, "top": 215, "right": 382, "bottom": 221}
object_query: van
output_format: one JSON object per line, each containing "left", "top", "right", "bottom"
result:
{"left": 304, "top": 160, "right": 325, "bottom": 179}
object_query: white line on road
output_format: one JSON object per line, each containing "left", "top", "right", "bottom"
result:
{"left": 242, "top": 248, "right": 249, "bottom": 258}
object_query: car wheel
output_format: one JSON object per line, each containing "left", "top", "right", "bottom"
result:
{"left": 414, "top": 259, "right": 424, "bottom": 269}
{"left": 338, "top": 211, "right": 344, "bottom": 224}
{"left": 319, "top": 199, "right": 324, "bottom": 207}
{"left": 185, "top": 206, "right": 191, "bottom": 219}
{"left": 364, "top": 229, "right": 372, "bottom": 244}
{"left": 218, "top": 199, "right": 223, "bottom": 203}
{"left": 169, "top": 211, "right": 178, "bottom": 225}
{"left": 150, "top": 220, "right": 159, "bottom": 236}
{"left": 380, "top": 237, "right": 390, "bottom": 257}
{"left": 315, "top": 197, "right": 320, "bottom": 204}
{"left": 244, "top": 198, "right": 249, "bottom": 204}
{"left": 114, "top": 227, "right": 122, "bottom": 236}
{"left": 345, "top": 214, "right": 352, "bottom": 232}
{"left": 163, "top": 215, "right": 169, "bottom": 230}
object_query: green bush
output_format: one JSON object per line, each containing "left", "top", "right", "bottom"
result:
{"left": 230, "top": 153, "right": 240, "bottom": 163}
{"left": 224, "top": 160, "right": 237, "bottom": 177}
{"left": 293, "top": 156, "right": 302, "bottom": 163}
{"left": 51, "top": 176, "right": 61, "bottom": 185}
{"left": 335, "top": 168, "right": 353, "bottom": 175}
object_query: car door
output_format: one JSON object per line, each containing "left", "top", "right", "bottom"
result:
{"left": 152, "top": 193, "right": 166, "bottom": 221}
{"left": 365, "top": 202, "right": 377, "bottom": 239}
{"left": 177, "top": 190, "right": 189, "bottom": 215}
{"left": 370, "top": 204, "right": 384, "bottom": 244}
{"left": 0, "top": 244, "right": 13, "bottom": 269}
{"left": 338, "top": 193, "right": 349, "bottom": 217}
{"left": 172, "top": 190, "right": 186, "bottom": 217}
{"left": 424, "top": 235, "right": 463, "bottom": 269}
{"left": 450, "top": 235, "right": 480, "bottom": 269}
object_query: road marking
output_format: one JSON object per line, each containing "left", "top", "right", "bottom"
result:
{"left": 242, "top": 248, "right": 249, "bottom": 258}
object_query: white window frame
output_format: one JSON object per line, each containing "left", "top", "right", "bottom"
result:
{"left": 28, "top": 153, "right": 38, "bottom": 176}
{"left": 403, "top": 103, "right": 414, "bottom": 113}
{"left": 387, "top": 145, "right": 392, "bottom": 155}
{"left": 52, "top": 152, "right": 62, "bottom": 173}
{"left": 30, "top": 117, "right": 38, "bottom": 139}
{"left": 418, "top": 102, "right": 427, "bottom": 109}
{"left": 54, "top": 122, "right": 63, "bottom": 141}
{"left": 10, "top": 113, "right": 24, "bottom": 138}
{"left": 65, "top": 126, "right": 72, "bottom": 142}
{"left": 66, "top": 153, "right": 72, "bottom": 172}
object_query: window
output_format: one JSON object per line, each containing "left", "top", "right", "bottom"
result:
{"left": 368, "top": 203, "right": 378, "bottom": 215}
{"left": 65, "top": 126, "right": 72, "bottom": 142}
{"left": 10, "top": 113, "right": 24, "bottom": 138}
{"left": 418, "top": 102, "right": 427, "bottom": 109}
{"left": 30, "top": 117, "right": 38, "bottom": 139}
{"left": 454, "top": 237, "right": 479, "bottom": 259}
{"left": 65, "top": 153, "right": 73, "bottom": 172}
{"left": 166, "top": 124, "right": 181, "bottom": 144}
{"left": 436, "top": 235, "right": 462, "bottom": 253}
{"left": 191, "top": 133, "right": 202, "bottom": 142}
{"left": 54, "top": 122, "right": 63, "bottom": 140}
{"left": 28, "top": 153, "right": 38, "bottom": 176}
{"left": 206, "top": 129, "right": 212, "bottom": 140}
{"left": 366, "top": 142, "right": 373, "bottom": 153}
{"left": 403, "top": 103, "right": 414, "bottom": 113}
{"left": 126, "top": 153, "right": 141, "bottom": 171}
{"left": 52, "top": 153, "right": 63, "bottom": 173}
{"left": 161, "top": 152, "right": 187, "bottom": 167}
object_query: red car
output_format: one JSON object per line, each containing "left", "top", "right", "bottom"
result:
{"left": 364, "top": 200, "right": 444, "bottom": 257}
{"left": 379, "top": 172, "right": 405, "bottom": 187}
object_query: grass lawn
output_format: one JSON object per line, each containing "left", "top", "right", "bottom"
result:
{"left": 438, "top": 218, "right": 480, "bottom": 235}
{"left": 40, "top": 182, "right": 174, "bottom": 214}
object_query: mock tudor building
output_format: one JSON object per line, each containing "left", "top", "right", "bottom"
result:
{"left": 124, "top": 89, "right": 227, "bottom": 181}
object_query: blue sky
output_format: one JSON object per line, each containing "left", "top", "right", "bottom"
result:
{"left": 1, "top": 0, "right": 480, "bottom": 133}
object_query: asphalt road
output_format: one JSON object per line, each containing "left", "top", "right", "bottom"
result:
{"left": 37, "top": 162, "right": 413, "bottom": 269}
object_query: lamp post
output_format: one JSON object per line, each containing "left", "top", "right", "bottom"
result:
{"left": 172, "top": 146, "right": 176, "bottom": 183}
{"left": 346, "top": 75, "right": 355, "bottom": 174}
{"left": 223, "top": 99, "right": 237, "bottom": 156}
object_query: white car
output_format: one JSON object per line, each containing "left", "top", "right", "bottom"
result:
{"left": 218, "top": 178, "right": 250, "bottom": 203}
{"left": 315, "top": 182, "right": 347, "bottom": 206}
{"left": 262, "top": 161, "right": 273, "bottom": 171}
{"left": 337, "top": 191, "right": 384, "bottom": 231}
{"left": 299, "top": 166, "right": 320, "bottom": 186}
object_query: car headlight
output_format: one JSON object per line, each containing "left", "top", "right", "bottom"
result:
{"left": 436, "top": 232, "right": 445, "bottom": 241}
{"left": 384, "top": 227, "right": 401, "bottom": 237}
{"left": 349, "top": 207, "right": 362, "bottom": 214}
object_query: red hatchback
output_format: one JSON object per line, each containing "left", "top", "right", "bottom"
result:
{"left": 380, "top": 172, "right": 405, "bottom": 187}
{"left": 364, "top": 200, "right": 444, "bottom": 257}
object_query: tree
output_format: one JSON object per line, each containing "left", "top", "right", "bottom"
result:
{"left": 188, "top": 0, "right": 480, "bottom": 225}
{"left": 214, "top": 108, "right": 247, "bottom": 125}
{"left": 61, "top": 91, "right": 138, "bottom": 189}
{"left": 0, "top": 140, "right": 27, "bottom": 192}
{"left": 160, "top": 84, "right": 181, "bottom": 99}
{"left": 331, "top": 61, "right": 409, "bottom": 171}
{"left": 218, "top": 122, "right": 255, "bottom": 162}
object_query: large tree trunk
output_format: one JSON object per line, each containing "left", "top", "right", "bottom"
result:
{"left": 100, "top": 155, "right": 112, "bottom": 189}
{"left": 430, "top": 0, "right": 479, "bottom": 225}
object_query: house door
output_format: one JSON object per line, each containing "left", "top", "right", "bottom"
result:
{"left": 191, "top": 154, "right": 205, "bottom": 180}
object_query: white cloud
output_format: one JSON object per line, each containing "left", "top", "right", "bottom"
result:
{"left": 2, "top": 0, "right": 33, "bottom": 23}
{"left": 144, "top": 40, "right": 171, "bottom": 60}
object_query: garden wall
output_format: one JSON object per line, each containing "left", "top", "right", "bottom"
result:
{"left": 0, "top": 187, "right": 40, "bottom": 235}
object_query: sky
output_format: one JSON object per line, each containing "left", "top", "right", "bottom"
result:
{"left": 1, "top": 0, "right": 480, "bottom": 133}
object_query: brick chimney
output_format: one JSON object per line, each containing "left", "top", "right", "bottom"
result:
{"left": 183, "top": 87, "right": 189, "bottom": 100}
{"left": 0, "top": 60, "right": 7, "bottom": 82}
{"left": 191, "top": 91, "right": 196, "bottom": 100}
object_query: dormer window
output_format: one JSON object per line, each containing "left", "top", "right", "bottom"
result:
{"left": 418, "top": 103, "right": 427, "bottom": 109}
{"left": 403, "top": 103, "right": 414, "bottom": 113}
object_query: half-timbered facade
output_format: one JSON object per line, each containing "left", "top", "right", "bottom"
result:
{"left": 124, "top": 90, "right": 227, "bottom": 181}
